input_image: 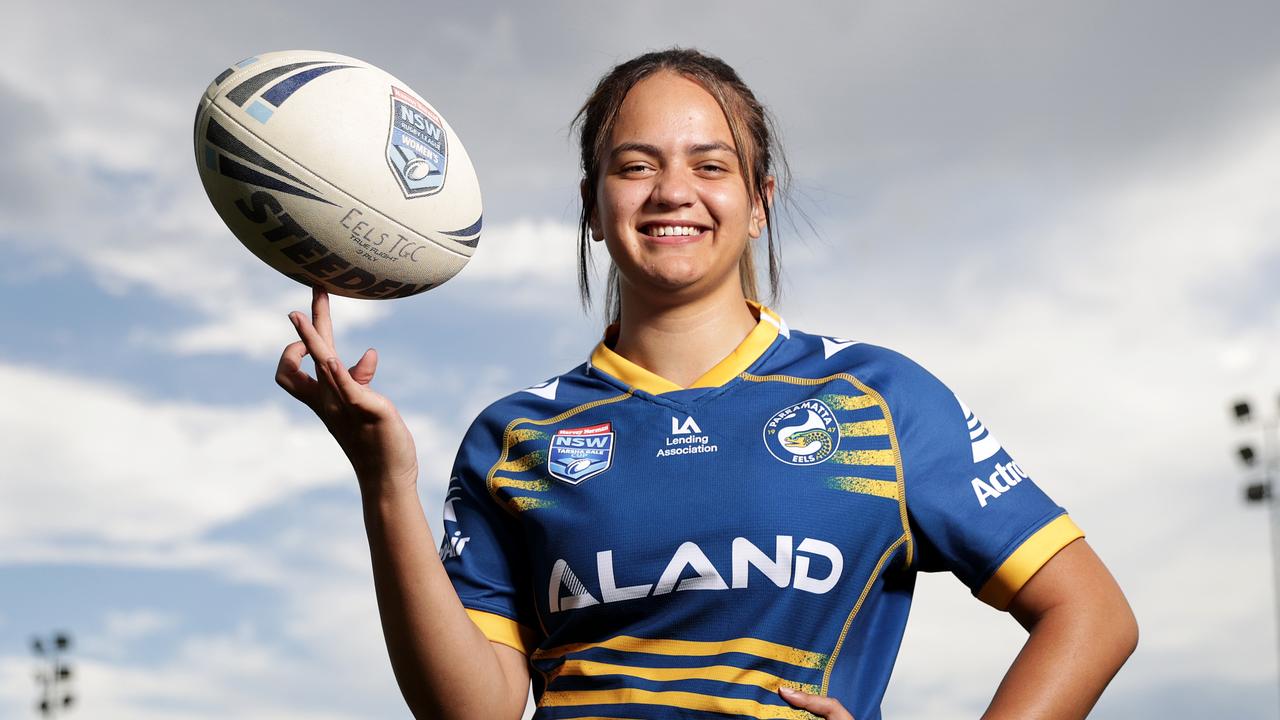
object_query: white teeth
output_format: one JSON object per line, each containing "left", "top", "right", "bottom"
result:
{"left": 649, "top": 225, "right": 700, "bottom": 237}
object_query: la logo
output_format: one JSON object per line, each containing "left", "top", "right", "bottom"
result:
{"left": 671, "top": 416, "right": 702, "bottom": 434}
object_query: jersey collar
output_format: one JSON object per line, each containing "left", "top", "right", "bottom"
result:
{"left": 589, "top": 302, "right": 786, "bottom": 395}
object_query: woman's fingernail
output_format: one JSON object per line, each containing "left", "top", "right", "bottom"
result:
{"left": 779, "top": 686, "right": 799, "bottom": 697}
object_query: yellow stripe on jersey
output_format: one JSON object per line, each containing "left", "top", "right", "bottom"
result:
{"left": 509, "top": 428, "right": 547, "bottom": 443}
{"left": 820, "top": 393, "right": 877, "bottom": 411}
{"left": 539, "top": 687, "right": 817, "bottom": 719}
{"left": 838, "top": 419, "right": 889, "bottom": 437}
{"left": 506, "top": 496, "right": 554, "bottom": 513}
{"left": 827, "top": 476, "right": 899, "bottom": 500}
{"left": 549, "top": 659, "right": 820, "bottom": 695}
{"left": 491, "top": 476, "right": 550, "bottom": 492}
{"left": 496, "top": 450, "right": 546, "bottom": 473}
{"left": 977, "top": 515, "right": 1085, "bottom": 610}
{"left": 831, "top": 449, "right": 896, "bottom": 466}
{"left": 534, "top": 634, "right": 827, "bottom": 669}
{"left": 466, "top": 608, "right": 537, "bottom": 656}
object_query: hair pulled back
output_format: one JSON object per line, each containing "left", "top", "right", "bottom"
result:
{"left": 571, "top": 48, "right": 788, "bottom": 322}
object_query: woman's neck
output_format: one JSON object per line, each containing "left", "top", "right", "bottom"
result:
{"left": 612, "top": 284, "right": 759, "bottom": 389}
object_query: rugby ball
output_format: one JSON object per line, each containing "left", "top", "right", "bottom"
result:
{"left": 194, "top": 50, "right": 481, "bottom": 299}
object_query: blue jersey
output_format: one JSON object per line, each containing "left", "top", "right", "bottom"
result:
{"left": 442, "top": 304, "right": 1082, "bottom": 720}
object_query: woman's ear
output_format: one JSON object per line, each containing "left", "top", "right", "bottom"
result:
{"left": 749, "top": 175, "right": 776, "bottom": 238}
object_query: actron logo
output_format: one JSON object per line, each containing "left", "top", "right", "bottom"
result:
{"left": 971, "top": 461, "right": 1029, "bottom": 508}
{"left": 956, "top": 395, "right": 1002, "bottom": 463}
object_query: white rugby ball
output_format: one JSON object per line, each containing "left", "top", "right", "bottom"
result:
{"left": 194, "top": 50, "right": 481, "bottom": 299}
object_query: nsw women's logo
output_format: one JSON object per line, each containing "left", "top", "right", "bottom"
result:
{"left": 763, "top": 400, "right": 840, "bottom": 465}
{"left": 548, "top": 422, "right": 615, "bottom": 485}
{"left": 386, "top": 87, "right": 448, "bottom": 198}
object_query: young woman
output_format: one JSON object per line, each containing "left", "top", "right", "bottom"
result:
{"left": 277, "top": 49, "right": 1137, "bottom": 720}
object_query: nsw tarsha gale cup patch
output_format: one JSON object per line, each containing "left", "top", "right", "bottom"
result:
{"left": 548, "top": 422, "right": 615, "bottom": 485}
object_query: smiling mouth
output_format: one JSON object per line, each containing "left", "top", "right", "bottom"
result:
{"left": 640, "top": 223, "right": 709, "bottom": 238}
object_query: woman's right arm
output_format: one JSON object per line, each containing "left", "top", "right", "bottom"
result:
{"left": 276, "top": 288, "right": 530, "bottom": 720}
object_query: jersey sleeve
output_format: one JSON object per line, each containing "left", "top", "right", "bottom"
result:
{"left": 440, "top": 410, "right": 539, "bottom": 655}
{"left": 876, "top": 350, "right": 1084, "bottom": 610}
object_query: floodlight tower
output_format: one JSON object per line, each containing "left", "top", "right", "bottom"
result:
{"left": 1232, "top": 396, "right": 1280, "bottom": 710}
{"left": 30, "top": 631, "right": 74, "bottom": 718}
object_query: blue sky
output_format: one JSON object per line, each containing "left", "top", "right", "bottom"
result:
{"left": 3, "top": 1, "right": 1280, "bottom": 718}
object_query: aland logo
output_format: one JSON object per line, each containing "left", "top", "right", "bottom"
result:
{"left": 763, "top": 399, "right": 841, "bottom": 465}
{"left": 548, "top": 422, "right": 615, "bottom": 485}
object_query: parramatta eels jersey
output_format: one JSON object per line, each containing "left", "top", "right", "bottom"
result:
{"left": 441, "top": 304, "right": 1082, "bottom": 720}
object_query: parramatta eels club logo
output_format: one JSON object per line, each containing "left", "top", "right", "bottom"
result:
{"left": 548, "top": 422, "right": 615, "bottom": 485}
{"left": 764, "top": 399, "right": 841, "bottom": 466}
{"left": 386, "top": 87, "right": 448, "bottom": 198}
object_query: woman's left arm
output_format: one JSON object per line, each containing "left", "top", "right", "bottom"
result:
{"left": 982, "top": 538, "right": 1138, "bottom": 720}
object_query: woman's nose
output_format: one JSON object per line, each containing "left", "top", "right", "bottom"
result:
{"left": 649, "top": 168, "right": 695, "bottom": 208}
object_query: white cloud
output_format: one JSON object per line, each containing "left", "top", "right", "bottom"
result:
{"left": 81, "top": 609, "right": 179, "bottom": 662}
{"left": 0, "top": 361, "right": 458, "bottom": 560}
{"left": 0, "top": 361, "right": 345, "bottom": 546}
{"left": 458, "top": 218, "right": 578, "bottom": 282}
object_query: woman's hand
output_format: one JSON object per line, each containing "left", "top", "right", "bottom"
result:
{"left": 779, "top": 686, "right": 855, "bottom": 719}
{"left": 276, "top": 287, "right": 419, "bottom": 495}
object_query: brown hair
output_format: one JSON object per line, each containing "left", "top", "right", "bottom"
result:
{"left": 571, "top": 48, "right": 789, "bottom": 322}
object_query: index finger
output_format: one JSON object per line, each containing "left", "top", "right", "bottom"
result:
{"left": 311, "top": 286, "right": 335, "bottom": 349}
{"left": 289, "top": 307, "right": 337, "bottom": 371}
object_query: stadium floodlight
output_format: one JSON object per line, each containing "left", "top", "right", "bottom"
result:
{"left": 1235, "top": 400, "right": 1254, "bottom": 423}
{"left": 1247, "top": 482, "right": 1272, "bottom": 503}
{"left": 30, "top": 631, "right": 74, "bottom": 719}
{"left": 1230, "top": 392, "right": 1280, "bottom": 706}
{"left": 1233, "top": 397, "right": 1254, "bottom": 420}
{"left": 1241, "top": 445, "right": 1258, "bottom": 466}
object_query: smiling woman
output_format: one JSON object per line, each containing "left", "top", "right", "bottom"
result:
{"left": 574, "top": 51, "right": 783, "bottom": 330}
{"left": 277, "top": 48, "right": 1138, "bottom": 720}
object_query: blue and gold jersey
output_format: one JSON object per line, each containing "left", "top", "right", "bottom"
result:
{"left": 442, "top": 304, "right": 1082, "bottom": 720}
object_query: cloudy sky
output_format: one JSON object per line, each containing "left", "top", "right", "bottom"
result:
{"left": 2, "top": 1, "right": 1279, "bottom": 718}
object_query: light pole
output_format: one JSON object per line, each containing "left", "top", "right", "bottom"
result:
{"left": 1232, "top": 396, "right": 1280, "bottom": 714}
{"left": 30, "top": 631, "right": 74, "bottom": 718}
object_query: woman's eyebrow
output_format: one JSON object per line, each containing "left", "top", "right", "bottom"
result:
{"left": 688, "top": 141, "right": 735, "bottom": 155}
{"left": 609, "top": 141, "right": 737, "bottom": 160}
{"left": 609, "top": 142, "right": 661, "bottom": 159}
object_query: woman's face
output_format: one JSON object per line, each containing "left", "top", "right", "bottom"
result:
{"left": 591, "top": 71, "right": 769, "bottom": 308}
